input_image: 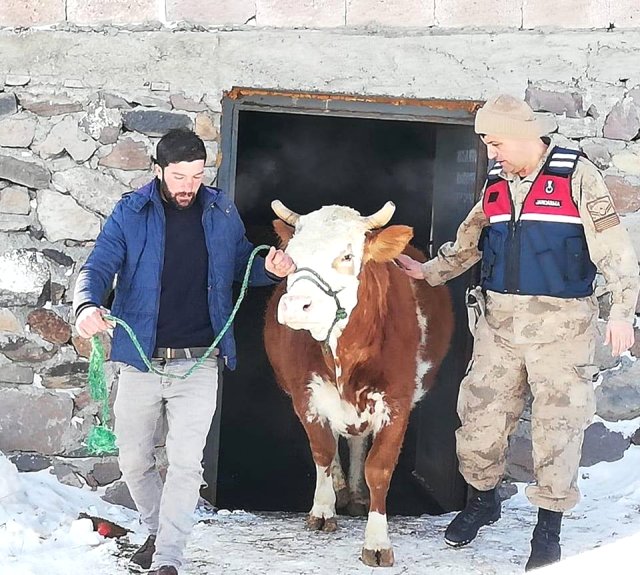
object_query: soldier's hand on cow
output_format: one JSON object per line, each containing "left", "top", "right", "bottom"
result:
{"left": 265, "top": 246, "right": 296, "bottom": 278}
{"left": 75, "top": 306, "right": 114, "bottom": 339}
{"left": 605, "top": 319, "right": 635, "bottom": 356}
{"left": 395, "top": 254, "right": 426, "bottom": 280}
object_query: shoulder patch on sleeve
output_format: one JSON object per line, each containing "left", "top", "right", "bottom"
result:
{"left": 586, "top": 196, "right": 621, "bottom": 232}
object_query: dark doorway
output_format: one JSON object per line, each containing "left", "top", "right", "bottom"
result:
{"left": 204, "top": 90, "right": 484, "bottom": 515}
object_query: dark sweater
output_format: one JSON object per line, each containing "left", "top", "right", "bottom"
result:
{"left": 155, "top": 194, "right": 215, "bottom": 348}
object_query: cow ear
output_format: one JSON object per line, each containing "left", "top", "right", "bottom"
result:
{"left": 365, "top": 225, "right": 414, "bottom": 262}
{"left": 273, "top": 219, "right": 294, "bottom": 248}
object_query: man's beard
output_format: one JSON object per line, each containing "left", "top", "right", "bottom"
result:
{"left": 159, "top": 177, "right": 198, "bottom": 210}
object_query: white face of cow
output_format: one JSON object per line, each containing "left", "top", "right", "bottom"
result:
{"left": 278, "top": 206, "right": 369, "bottom": 343}
{"left": 272, "top": 200, "right": 401, "bottom": 346}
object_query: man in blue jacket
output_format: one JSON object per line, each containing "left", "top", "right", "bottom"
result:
{"left": 73, "top": 129, "right": 295, "bottom": 575}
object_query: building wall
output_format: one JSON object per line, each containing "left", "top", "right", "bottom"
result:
{"left": 1, "top": 14, "right": 640, "bottom": 498}
{"left": 2, "top": 0, "right": 640, "bottom": 29}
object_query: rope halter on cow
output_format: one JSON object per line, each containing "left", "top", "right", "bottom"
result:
{"left": 271, "top": 199, "right": 397, "bottom": 353}
{"left": 288, "top": 267, "right": 347, "bottom": 352}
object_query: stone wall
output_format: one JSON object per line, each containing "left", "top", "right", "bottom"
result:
{"left": 1, "top": 24, "right": 640, "bottom": 503}
{"left": 2, "top": 0, "right": 640, "bottom": 29}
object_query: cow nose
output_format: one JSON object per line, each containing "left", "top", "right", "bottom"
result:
{"left": 281, "top": 294, "right": 313, "bottom": 315}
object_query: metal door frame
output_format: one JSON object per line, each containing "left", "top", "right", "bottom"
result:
{"left": 204, "top": 87, "right": 486, "bottom": 506}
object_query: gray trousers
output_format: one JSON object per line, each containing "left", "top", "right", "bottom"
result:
{"left": 114, "top": 358, "right": 219, "bottom": 569}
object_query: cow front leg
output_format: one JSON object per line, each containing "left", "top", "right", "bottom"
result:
{"left": 299, "top": 418, "right": 339, "bottom": 533}
{"left": 361, "top": 414, "right": 409, "bottom": 567}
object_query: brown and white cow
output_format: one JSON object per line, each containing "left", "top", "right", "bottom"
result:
{"left": 263, "top": 200, "right": 454, "bottom": 567}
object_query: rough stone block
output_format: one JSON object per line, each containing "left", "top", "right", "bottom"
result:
{"left": 102, "top": 480, "right": 136, "bottom": 510}
{"left": 167, "top": 0, "right": 255, "bottom": 25}
{"left": 150, "top": 82, "right": 170, "bottom": 93}
{"left": 580, "top": 422, "right": 630, "bottom": 467}
{"left": 347, "top": 0, "right": 435, "bottom": 27}
{"left": 36, "top": 116, "right": 97, "bottom": 163}
{"left": 4, "top": 75, "right": 30, "bottom": 87}
{"left": 67, "top": 0, "right": 157, "bottom": 25}
{"left": 42, "top": 361, "right": 88, "bottom": 389}
{"left": 0, "top": 249, "right": 50, "bottom": 307}
{"left": 0, "top": 155, "right": 51, "bottom": 189}
{"left": 0, "top": 94, "right": 18, "bottom": 117}
{"left": 257, "top": 0, "right": 345, "bottom": 27}
{"left": 0, "top": 0, "right": 65, "bottom": 26}
{"left": 0, "top": 387, "right": 73, "bottom": 455}
{"left": 0, "top": 336, "right": 57, "bottom": 362}
{"left": 526, "top": 87, "right": 585, "bottom": 118}
{"left": 53, "top": 166, "right": 128, "bottom": 217}
{"left": 27, "top": 309, "right": 72, "bottom": 345}
{"left": 436, "top": 0, "right": 521, "bottom": 28}
{"left": 170, "top": 93, "right": 208, "bottom": 112}
{"left": 580, "top": 138, "right": 612, "bottom": 169}
{"left": 596, "top": 359, "right": 640, "bottom": 421}
{"left": 123, "top": 110, "right": 192, "bottom": 137}
{"left": 91, "top": 460, "right": 122, "bottom": 485}
{"left": 99, "top": 139, "right": 151, "bottom": 171}
{"left": 8, "top": 453, "right": 51, "bottom": 472}
{"left": 603, "top": 98, "right": 640, "bottom": 140}
{"left": 605, "top": 176, "right": 640, "bottom": 214}
{"left": 37, "top": 190, "right": 100, "bottom": 243}
{"left": 523, "top": 0, "right": 609, "bottom": 29}
{"left": 612, "top": 147, "right": 640, "bottom": 176}
{"left": 0, "top": 116, "right": 37, "bottom": 148}
{"left": 195, "top": 113, "right": 219, "bottom": 141}
{"left": 51, "top": 462, "right": 83, "bottom": 488}
{"left": 0, "top": 363, "right": 34, "bottom": 384}
{"left": 555, "top": 116, "right": 597, "bottom": 139}
{"left": 19, "top": 95, "right": 83, "bottom": 118}
{"left": 0, "top": 186, "right": 30, "bottom": 215}
{"left": 0, "top": 309, "right": 22, "bottom": 334}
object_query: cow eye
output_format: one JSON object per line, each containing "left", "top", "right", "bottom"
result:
{"left": 342, "top": 254, "right": 353, "bottom": 262}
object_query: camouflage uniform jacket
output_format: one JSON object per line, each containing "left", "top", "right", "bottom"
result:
{"left": 422, "top": 140, "right": 640, "bottom": 344}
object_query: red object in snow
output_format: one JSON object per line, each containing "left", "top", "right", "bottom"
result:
{"left": 97, "top": 522, "right": 111, "bottom": 537}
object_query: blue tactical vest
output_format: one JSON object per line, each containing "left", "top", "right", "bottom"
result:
{"left": 480, "top": 146, "right": 597, "bottom": 298}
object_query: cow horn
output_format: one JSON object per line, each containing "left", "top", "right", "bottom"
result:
{"left": 363, "top": 201, "right": 396, "bottom": 229}
{"left": 271, "top": 200, "right": 300, "bottom": 226}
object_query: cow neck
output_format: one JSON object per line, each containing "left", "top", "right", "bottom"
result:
{"left": 331, "top": 260, "right": 390, "bottom": 392}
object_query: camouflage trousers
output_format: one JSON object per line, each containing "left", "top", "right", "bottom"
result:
{"left": 456, "top": 297, "right": 598, "bottom": 512}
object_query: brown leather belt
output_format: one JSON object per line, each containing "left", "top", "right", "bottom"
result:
{"left": 152, "top": 347, "right": 218, "bottom": 360}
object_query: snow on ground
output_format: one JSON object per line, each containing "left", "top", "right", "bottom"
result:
{"left": 2, "top": 446, "right": 640, "bottom": 575}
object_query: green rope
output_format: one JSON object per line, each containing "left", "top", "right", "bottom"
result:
{"left": 86, "top": 244, "right": 272, "bottom": 456}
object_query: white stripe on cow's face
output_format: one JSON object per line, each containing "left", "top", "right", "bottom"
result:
{"left": 310, "top": 464, "right": 336, "bottom": 519}
{"left": 305, "top": 374, "right": 391, "bottom": 437}
{"left": 413, "top": 300, "right": 432, "bottom": 405}
{"left": 277, "top": 206, "right": 369, "bottom": 342}
{"left": 364, "top": 511, "right": 391, "bottom": 550}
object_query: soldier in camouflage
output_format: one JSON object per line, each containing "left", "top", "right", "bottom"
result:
{"left": 397, "top": 94, "right": 639, "bottom": 571}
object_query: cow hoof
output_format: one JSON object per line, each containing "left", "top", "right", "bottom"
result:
{"left": 346, "top": 501, "right": 368, "bottom": 517}
{"left": 322, "top": 517, "right": 338, "bottom": 532}
{"left": 335, "top": 487, "right": 350, "bottom": 510}
{"left": 306, "top": 514, "right": 338, "bottom": 532}
{"left": 361, "top": 547, "right": 395, "bottom": 567}
{"left": 306, "top": 515, "right": 324, "bottom": 530}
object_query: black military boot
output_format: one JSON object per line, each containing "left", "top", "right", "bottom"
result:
{"left": 129, "top": 534, "right": 156, "bottom": 571}
{"left": 444, "top": 487, "right": 501, "bottom": 547}
{"left": 525, "top": 508, "right": 562, "bottom": 571}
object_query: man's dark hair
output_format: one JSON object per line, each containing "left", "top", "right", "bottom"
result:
{"left": 154, "top": 129, "right": 206, "bottom": 168}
